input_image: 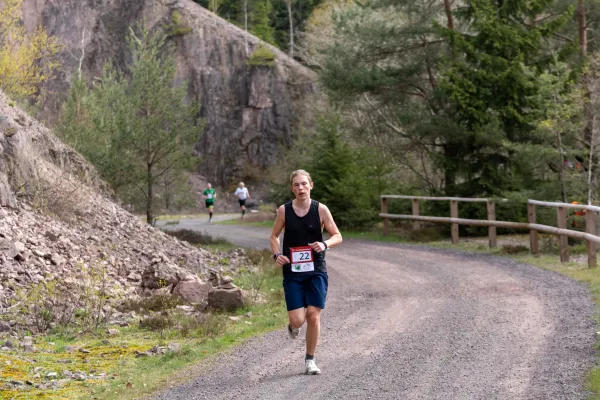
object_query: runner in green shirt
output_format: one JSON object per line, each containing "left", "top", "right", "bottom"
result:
{"left": 202, "top": 183, "right": 217, "bottom": 223}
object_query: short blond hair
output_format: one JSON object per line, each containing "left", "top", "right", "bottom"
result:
{"left": 290, "top": 169, "right": 312, "bottom": 185}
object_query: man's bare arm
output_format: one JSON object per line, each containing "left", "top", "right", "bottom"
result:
{"left": 270, "top": 206, "right": 290, "bottom": 266}
{"left": 310, "top": 204, "right": 342, "bottom": 253}
{"left": 321, "top": 204, "right": 342, "bottom": 249}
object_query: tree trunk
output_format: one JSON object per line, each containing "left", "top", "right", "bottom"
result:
{"left": 164, "top": 179, "right": 172, "bottom": 211}
{"left": 580, "top": 0, "right": 596, "bottom": 203}
{"left": 443, "top": 0, "right": 454, "bottom": 30}
{"left": 579, "top": 0, "right": 587, "bottom": 59}
{"left": 588, "top": 118, "right": 595, "bottom": 204}
{"left": 287, "top": 0, "right": 294, "bottom": 58}
{"left": 443, "top": 144, "right": 456, "bottom": 195}
{"left": 557, "top": 131, "right": 568, "bottom": 203}
{"left": 146, "top": 165, "right": 154, "bottom": 225}
{"left": 244, "top": 0, "right": 249, "bottom": 57}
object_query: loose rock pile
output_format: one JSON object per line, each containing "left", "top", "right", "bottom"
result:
{"left": 0, "top": 91, "right": 255, "bottom": 333}
{"left": 0, "top": 192, "right": 253, "bottom": 331}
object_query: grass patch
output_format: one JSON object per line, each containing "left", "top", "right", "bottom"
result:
{"left": 0, "top": 255, "right": 287, "bottom": 400}
{"left": 202, "top": 243, "right": 239, "bottom": 253}
{"left": 247, "top": 44, "right": 276, "bottom": 67}
{"left": 339, "top": 230, "right": 411, "bottom": 243}
{"left": 215, "top": 212, "right": 275, "bottom": 228}
{"left": 216, "top": 219, "right": 274, "bottom": 228}
{"left": 138, "top": 213, "right": 219, "bottom": 222}
{"left": 163, "top": 229, "right": 231, "bottom": 246}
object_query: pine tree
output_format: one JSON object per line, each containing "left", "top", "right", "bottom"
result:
{"left": 438, "top": 0, "right": 572, "bottom": 195}
{"left": 57, "top": 26, "right": 202, "bottom": 224}
{"left": 309, "top": 115, "right": 378, "bottom": 228}
{"left": 250, "top": 0, "right": 276, "bottom": 44}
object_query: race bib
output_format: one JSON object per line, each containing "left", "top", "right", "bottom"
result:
{"left": 290, "top": 246, "right": 314, "bottom": 272}
{"left": 207, "top": 193, "right": 213, "bottom": 199}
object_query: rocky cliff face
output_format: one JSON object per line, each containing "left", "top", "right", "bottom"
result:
{"left": 22, "top": 0, "right": 317, "bottom": 186}
{"left": 0, "top": 91, "right": 99, "bottom": 208}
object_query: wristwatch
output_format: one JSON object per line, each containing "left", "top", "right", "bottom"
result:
{"left": 322, "top": 241, "right": 328, "bottom": 250}
{"left": 273, "top": 253, "right": 281, "bottom": 260}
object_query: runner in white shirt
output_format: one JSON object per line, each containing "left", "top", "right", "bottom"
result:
{"left": 234, "top": 182, "right": 250, "bottom": 219}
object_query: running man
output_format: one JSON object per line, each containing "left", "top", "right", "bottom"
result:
{"left": 234, "top": 182, "right": 250, "bottom": 219}
{"left": 202, "top": 183, "right": 216, "bottom": 222}
{"left": 269, "top": 169, "right": 342, "bottom": 375}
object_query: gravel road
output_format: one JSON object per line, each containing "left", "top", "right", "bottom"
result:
{"left": 153, "top": 218, "right": 597, "bottom": 400}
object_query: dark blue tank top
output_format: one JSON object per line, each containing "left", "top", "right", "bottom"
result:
{"left": 282, "top": 200, "right": 326, "bottom": 277}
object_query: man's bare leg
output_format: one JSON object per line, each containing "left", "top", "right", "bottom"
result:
{"left": 288, "top": 308, "right": 305, "bottom": 338}
{"left": 305, "top": 306, "right": 322, "bottom": 374}
{"left": 305, "top": 306, "right": 322, "bottom": 356}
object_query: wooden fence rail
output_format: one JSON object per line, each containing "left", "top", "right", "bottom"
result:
{"left": 380, "top": 195, "right": 600, "bottom": 268}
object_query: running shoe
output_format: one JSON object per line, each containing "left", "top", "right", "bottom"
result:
{"left": 288, "top": 323, "right": 300, "bottom": 339}
{"left": 305, "top": 359, "right": 321, "bottom": 375}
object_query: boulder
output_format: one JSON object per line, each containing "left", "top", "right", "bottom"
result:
{"left": 126, "top": 271, "right": 142, "bottom": 281}
{"left": 168, "top": 342, "right": 181, "bottom": 353}
{"left": 208, "top": 269, "right": 220, "bottom": 287}
{"left": 44, "top": 231, "right": 59, "bottom": 242}
{"left": 172, "top": 279, "right": 212, "bottom": 304}
{"left": 13, "top": 241, "right": 25, "bottom": 253}
{"left": 141, "top": 262, "right": 186, "bottom": 289}
{"left": 152, "top": 284, "right": 173, "bottom": 296}
{"left": 218, "top": 275, "right": 237, "bottom": 290}
{"left": 0, "top": 321, "right": 11, "bottom": 332}
{"left": 0, "top": 239, "right": 18, "bottom": 259}
{"left": 208, "top": 287, "right": 245, "bottom": 310}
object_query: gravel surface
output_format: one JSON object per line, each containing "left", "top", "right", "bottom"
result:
{"left": 153, "top": 220, "right": 597, "bottom": 400}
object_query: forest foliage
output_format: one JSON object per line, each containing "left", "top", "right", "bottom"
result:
{"left": 55, "top": 27, "right": 202, "bottom": 224}
{"left": 0, "top": 0, "right": 61, "bottom": 102}
{"left": 266, "top": 0, "right": 600, "bottom": 229}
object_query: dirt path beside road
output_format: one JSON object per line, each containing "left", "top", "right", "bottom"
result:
{"left": 153, "top": 221, "right": 597, "bottom": 399}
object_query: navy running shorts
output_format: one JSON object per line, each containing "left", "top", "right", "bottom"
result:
{"left": 282, "top": 272, "right": 328, "bottom": 311}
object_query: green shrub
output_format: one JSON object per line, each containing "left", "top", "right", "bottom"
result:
{"left": 11, "top": 261, "right": 120, "bottom": 333}
{"left": 139, "top": 313, "right": 174, "bottom": 331}
{"left": 246, "top": 249, "right": 272, "bottom": 265}
{"left": 219, "top": 257, "right": 230, "bottom": 265}
{"left": 247, "top": 45, "right": 276, "bottom": 67}
{"left": 165, "top": 11, "right": 192, "bottom": 37}
{"left": 164, "top": 228, "right": 231, "bottom": 246}
{"left": 258, "top": 203, "right": 276, "bottom": 213}
{"left": 120, "top": 295, "right": 182, "bottom": 314}
{"left": 178, "top": 313, "right": 226, "bottom": 338}
{"left": 501, "top": 244, "right": 529, "bottom": 254}
{"left": 408, "top": 227, "right": 442, "bottom": 242}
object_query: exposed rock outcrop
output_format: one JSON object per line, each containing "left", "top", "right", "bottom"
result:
{"left": 22, "top": 0, "right": 317, "bottom": 185}
{"left": 0, "top": 92, "right": 102, "bottom": 208}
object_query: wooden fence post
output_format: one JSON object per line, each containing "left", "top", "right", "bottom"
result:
{"left": 381, "top": 197, "right": 389, "bottom": 236}
{"left": 450, "top": 200, "right": 459, "bottom": 244}
{"left": 586, "top": 210, "right": 597, "bottom": 268}
{"left": 412, "top": 199, "right": 421, "bottom": 231}
{"left": 528, "top": 203, "right": 539, "bottom": 255}
{"left": 487, "top": 200, "right": 497, "bottom": 248}
{"left": 557, "top": 206, "right": 569, "bottom": 262}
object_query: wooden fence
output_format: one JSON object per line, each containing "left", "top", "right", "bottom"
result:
{"left": 380, "top": 195, "right": 600, "bottom": 268}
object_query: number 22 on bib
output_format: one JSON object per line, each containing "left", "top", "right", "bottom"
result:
{"left": 290, "top": 246, "right": 315, "bottom": 272}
